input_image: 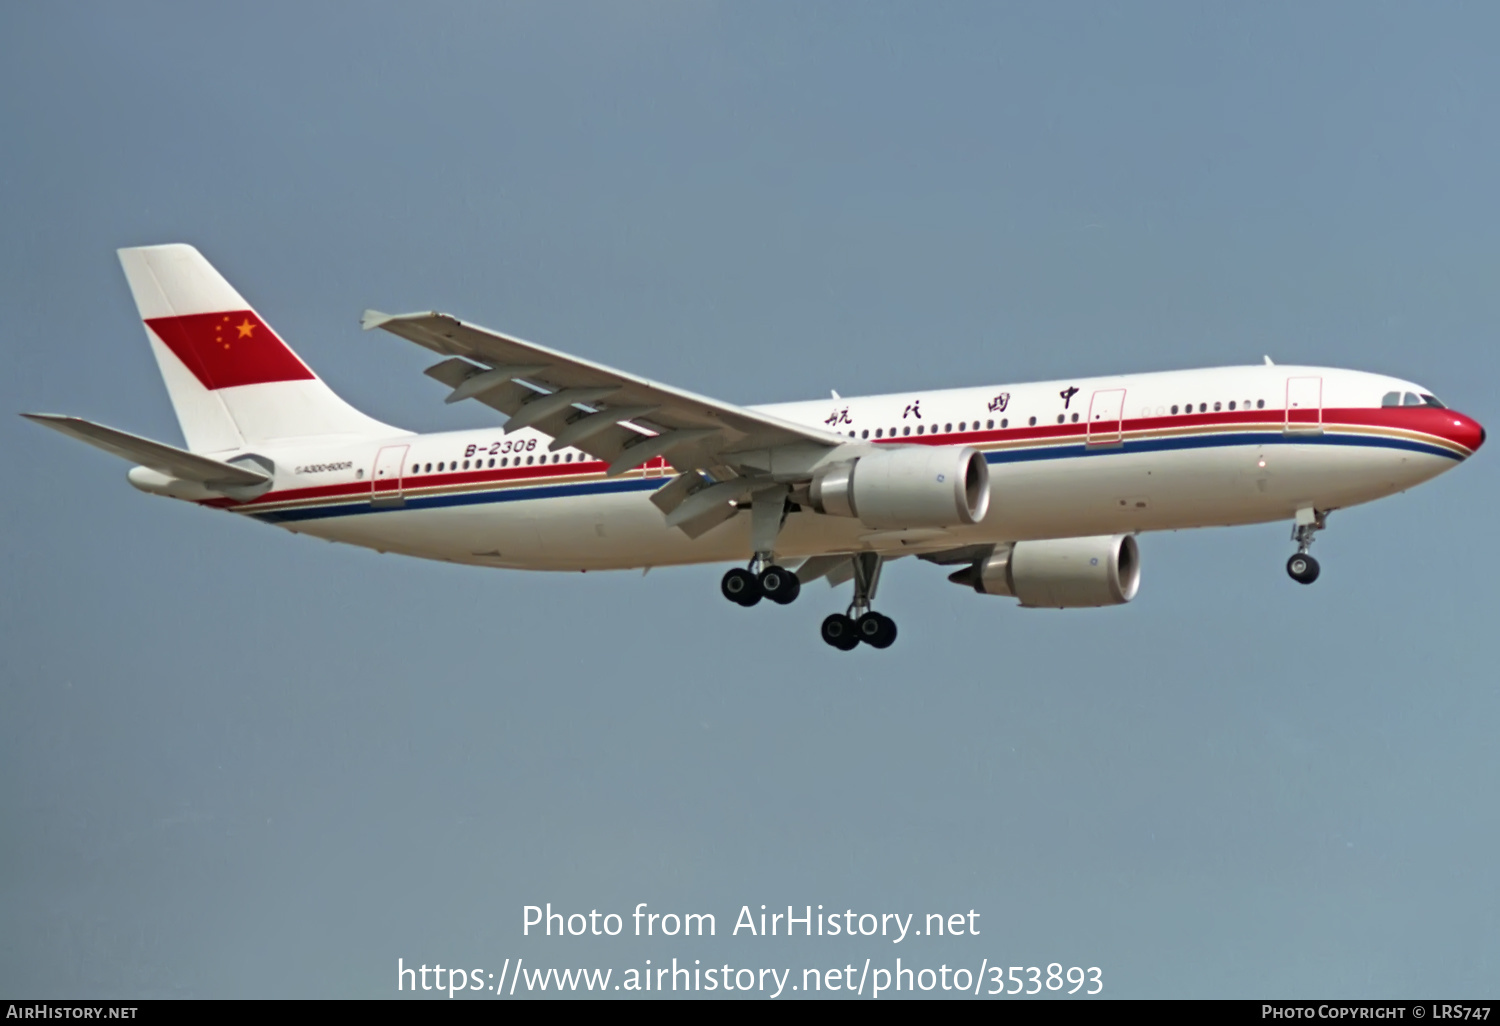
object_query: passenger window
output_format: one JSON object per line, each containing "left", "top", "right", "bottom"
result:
{"left": 916, "top": 424, "right": 925, "bottom": 435}
{"left": 987, "top": 419, "right": 995, "bottom": 429}
{"left": 1257, "top": 399, "right": 1265, "bottom": 409}
{"left": 902, "top": 426, "right": 911, "bottom": 436}
{"left": 1070, "top": 412, "right": 1079, "bottom": 422}
{"left": 1028, "top": 416, "right": 1037, "bottom": 426}
{"left": 861, "top": 429, "right": 869, "bottom": 439}
{"left": 1228, "top": 401, "right": 1236, "bottom": 411}
{"left": 1057, "top": 414, "right": 1065, "bottom": 424}
{"left": 1171, "top": 405, "right": 1179, "bottom": 414}
{"left": 1000, "top": 419, "right": 1007, "bottom": 428}
{"left": 1199, "top": 403, "right": 1207, "bottom": 412}
{"left": 875, "top": 428, "right": 883, "bottom": 438}
{"left": 1213, "top": 402, "right": 1221, "bottom": 412}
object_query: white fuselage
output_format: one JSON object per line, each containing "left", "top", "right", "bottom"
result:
{"left": 163, "top": 364, "right": 1481, "bottom": 571}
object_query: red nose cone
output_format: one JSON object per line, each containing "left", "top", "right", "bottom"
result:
{"left": 1450, "top": 411, "right": 1485, "bottom": 454}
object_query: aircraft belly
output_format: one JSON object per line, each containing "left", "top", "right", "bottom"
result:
{"left": 987, "top": 443, "right": 1444, "bottom": 538}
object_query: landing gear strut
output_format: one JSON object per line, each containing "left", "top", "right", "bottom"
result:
{"left": 821, "top": 553, "right": 898, "bottom": 651}
{"left": 1286, "top": 507, "right": 1327, "bottom": 585}
{"left": 720, "top": 485, "right": 802, "bottom": 607}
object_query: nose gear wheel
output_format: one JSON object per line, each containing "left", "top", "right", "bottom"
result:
{"left": 1286, "top": 508, "right": 1329, "bottom": 585}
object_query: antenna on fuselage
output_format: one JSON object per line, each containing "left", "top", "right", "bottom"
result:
{"left": 1263, "top": 355, "right": 1275, "bottom": 366}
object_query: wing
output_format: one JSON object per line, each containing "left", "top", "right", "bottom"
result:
{"left": 362, "top": 310, "right": 848, "bottom": 479}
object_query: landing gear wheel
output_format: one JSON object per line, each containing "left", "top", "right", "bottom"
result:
{"left": 758, "top": 566, "right": 801, "bottom": 605}
{"left": 1286, "top": 553, "right": 1320, "bottom": 585}
{"left": 821, "top": 613, "right": 860, "bottom": 651}
{"left": 721, "top": 567, "right": 763, "bottom": 606}
{"left": 856, "top": 612, "right": 898, "bottom": 649}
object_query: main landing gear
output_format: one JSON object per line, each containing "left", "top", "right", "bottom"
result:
{"left": 718, "top": 485, "right": 898, "bottom": 650}
{"left": 819, "top": 552, "right": 897, "bottom": 652}
{"left": 721, "top": 484, "right": 803, "bottom": 607}
{"left": 721, "top": 563, "right": 801, "bottom": 606}
{"left": 1286, "top": 507, "right": 1328, "bottom": 585}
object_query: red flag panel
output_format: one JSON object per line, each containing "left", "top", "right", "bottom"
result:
{"left": 145, "top": 311, "right": 315, "bottom": 390}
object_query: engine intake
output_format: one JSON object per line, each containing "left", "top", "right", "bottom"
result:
{"left": 950, "top": 534, "right": 1141, "bottom": 607}
{"left": 809, "top": 446, "right": 990, "bottom": 529}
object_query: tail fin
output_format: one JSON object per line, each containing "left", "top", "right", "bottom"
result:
{"left": 118, "top": 244, "right": 398, "bottom": 453}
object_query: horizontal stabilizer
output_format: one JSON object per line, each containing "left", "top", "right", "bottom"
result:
{"left": 22, "top": 414, "right": 270, "bottom": 488}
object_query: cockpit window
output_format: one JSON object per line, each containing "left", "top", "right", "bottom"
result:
{"left": 1383, "top": 389, "right": 1447, "bottom": 409}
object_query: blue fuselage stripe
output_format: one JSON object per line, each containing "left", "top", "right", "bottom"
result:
{"left": 253, "top": 476, "right": 663, "bottom": 523}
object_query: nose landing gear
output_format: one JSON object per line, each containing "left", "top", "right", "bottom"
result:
{"left": 1286, "top": 552, "right": 1320, "bottom": 585}
{"left": 1286, "top": 507, "right": 1328, "bottom": 585}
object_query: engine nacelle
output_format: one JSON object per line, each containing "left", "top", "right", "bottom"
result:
{"left": 950, "top": 534, "right": 1141, "bottom": 608}
{"left": 808, "top": 446, "right": 990, "bottom": 529}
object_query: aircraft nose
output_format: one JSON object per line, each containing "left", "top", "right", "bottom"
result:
{"left": 1451, "top": 411, "right": 1485, "bottom": 455}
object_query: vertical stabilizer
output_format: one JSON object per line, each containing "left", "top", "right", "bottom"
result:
{"left": 118, "top": 244, "right": 398, "bottom": 452}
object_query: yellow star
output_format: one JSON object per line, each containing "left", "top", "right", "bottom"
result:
{"left": 236, "top": 318, "right": 256, "bottom": 339}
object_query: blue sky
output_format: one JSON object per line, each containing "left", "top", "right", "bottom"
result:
{"left": 2, "top": 2, "right": 1496, "bottom": 997}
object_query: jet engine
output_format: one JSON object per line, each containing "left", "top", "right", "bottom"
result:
{"left": 808, "top": 446, "right": 990, "bottom": 529}
{"left": 949, "top": 534, "right": 1140, "bottom": 608}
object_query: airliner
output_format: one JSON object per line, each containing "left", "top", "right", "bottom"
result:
{"left": 26, "top": 245, "right": 1485, "bottom": 650}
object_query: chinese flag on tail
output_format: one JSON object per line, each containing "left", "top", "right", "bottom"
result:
{"left": 145, "top": 311, "right": 315, "bottom": 390}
